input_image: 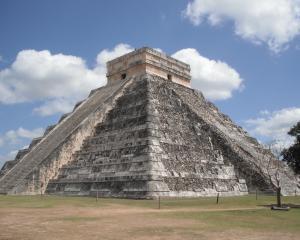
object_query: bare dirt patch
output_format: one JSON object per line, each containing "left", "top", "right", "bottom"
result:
{"left": 0, "top": 196, "right": 299, "bottom": 240}
{"left": 0, "top": 206, "right": 197, "bottom": 240}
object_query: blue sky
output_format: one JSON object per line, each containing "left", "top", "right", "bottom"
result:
{"left": 0, "top": 0, "right": 300, "bottom": 167}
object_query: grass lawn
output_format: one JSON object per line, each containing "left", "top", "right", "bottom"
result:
{"left": 0, "top": 194, "right": 299, "bottom": 240}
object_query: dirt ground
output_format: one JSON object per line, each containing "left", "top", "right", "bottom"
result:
{"left": 0, "top": 196, "right": 299, "bottom": 240}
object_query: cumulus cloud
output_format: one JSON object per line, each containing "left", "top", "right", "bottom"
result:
{"left": 0, "top": 148, "right": 24, "bottom": 168}
{"left": 0, "top": 43, "right": 241, "bottom": 116}
{"left": 34, "top": 98, "right": 79, "bottom": 117}
{"left": 5, "top": 150, "right": 18, "bottom": 159}
{"left": 0, "top": 127, "right": 44, "bottom": 167}
{"left": 0, "top": 44, "right": 133, "bottom": 116}
{"left": 95, "top": 44, "right": 133, "bottom": 66}
{"left": 2, "top": 127, "right": 44, "bottom": 145}
{"left": 92, "top": 43, "right": 133, "bottom": 82}
{"left": 246, "top": 107, "right": 300, "bottom": 148}
{"left": 154, "top": 48, "right": 163, "bottom": 53}
{"left": 172, "top": 48, "right": 243, "bottom": 100}
{"left": 0, "top": 150, "right": 18, "bottom": 165}
{"left": 183, "top": 0, "right": 300, "bottom": 52}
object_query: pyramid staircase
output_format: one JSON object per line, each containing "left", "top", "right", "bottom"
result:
{"left": 0, "top": 78, "right": 133, "bottom": 194}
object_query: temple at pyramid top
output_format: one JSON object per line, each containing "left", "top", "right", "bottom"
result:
{"left": 106, "top": 47, "right": 191, "bottom": 87}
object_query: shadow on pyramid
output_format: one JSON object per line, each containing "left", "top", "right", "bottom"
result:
{"left": 0, "top": 47, "right": 299, "bottom": 198}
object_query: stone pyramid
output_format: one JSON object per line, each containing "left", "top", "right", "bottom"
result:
{"left": 0, "top": 47, "right": 299, "bottom": 198}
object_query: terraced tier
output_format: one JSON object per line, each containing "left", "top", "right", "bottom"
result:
{"left": 47, "top": 75, "right": 249, "bottom": 198}
{"left": 0, "top": 78, "right": 133, "bottom": 194}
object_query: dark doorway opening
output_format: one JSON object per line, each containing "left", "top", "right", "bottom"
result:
{"left": 167, "top": 74, "right": 172, "bottom": 81}
{"left": 121, "top": 73, "right": 127, "bottom": 79}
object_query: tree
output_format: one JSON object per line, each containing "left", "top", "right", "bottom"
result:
{"left": 282, "top": 122, "right": 300, "bottom": 174}
{"left": 264, "top": 141, "right": 284, "bottom": 207}
{"left": 253, "top": 141, "right": 284, "bottom": 207}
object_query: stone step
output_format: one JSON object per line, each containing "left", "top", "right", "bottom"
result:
{"left": 0, "top": 79, "right": 131, "bottom": 193}
{"left": 79, "top": 140, "right": 157, "bottom": 153}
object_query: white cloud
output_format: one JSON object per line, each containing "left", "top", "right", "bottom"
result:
{"left": 154, "top": 48, "right": 163, "bottom": 53}
{"left": 3, "top": 127, "right": 44, "bottom": 145}
{"left": 0, "top": 127, "right": 44, "bottom": 167}
{"left": 0, "top": 150, "right": 18, "bottom": 163}
{"left": 0, "top": 150, "right": 20, "bottom": 168}
{"left": 92, "top": 43, "right": 133, "bottom": 86}
{"left": 246, "top": 107, "right": 300, "bottom": 148}
{"left": 0, "top": 44, "right": 240, "bottom": 117}
{"left": 33, "top": 98, "right": 77, "bottom": 117}
{"left": 0, "top": 44, "right": 133, "bottom": 116}
{"left": 95, "top": 44, "right": 133, "bottom": 66}
{"left": 259, "top": 110, "right": 270, "bottom": 116}
{"left": 183, "top": 0, "right": 300, "bottom": 52}
{"left": 7, "top": 150, "right": 18, "bottom": 159}
{"left": 172, "top": 48, "right": 243, "bottom": 100}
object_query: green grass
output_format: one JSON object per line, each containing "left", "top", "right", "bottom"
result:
{"left": 0, "top": 195, "right": 108, "bottom": 208}
{"left": 0, "top": 194, "right": 299, "bottom": 209}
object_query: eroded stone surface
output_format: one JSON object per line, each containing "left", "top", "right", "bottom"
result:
{"left": 45, "top": 75, "right": 298, "bottom": 198}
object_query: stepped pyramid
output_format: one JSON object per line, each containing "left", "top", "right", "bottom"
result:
{"left": 0, "top": 47, "right": 299, "bottom": 198}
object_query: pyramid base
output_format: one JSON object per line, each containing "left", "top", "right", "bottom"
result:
{"left": 46, "top": 179, "right": 248, "bottom": 199}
